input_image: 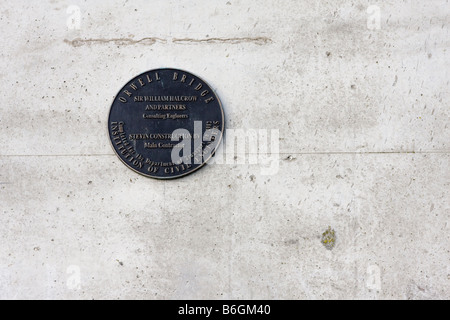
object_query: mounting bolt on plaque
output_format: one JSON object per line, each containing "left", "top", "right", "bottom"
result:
{"left": 108, "top": 68, "right": 225, "bottom": 179}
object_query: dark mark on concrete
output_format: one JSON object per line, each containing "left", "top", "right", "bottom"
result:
{"left": 284, "top": 239, "right": 299, "bottom": 245}
{"left": 417, "top": 285, "right": 425, "bottom": 292}
{"left": 393, "top": 75, "right": 398, "bottom": 87}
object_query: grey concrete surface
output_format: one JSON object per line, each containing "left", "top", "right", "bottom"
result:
{"left": 0, "top": 0, "right": 449, "bottom": 299}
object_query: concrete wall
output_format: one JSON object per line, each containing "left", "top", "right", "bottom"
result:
{"left": 0, "top": 0, "right": 448, "bottom": 299}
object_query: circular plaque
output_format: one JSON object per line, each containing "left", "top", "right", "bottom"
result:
{"left": 108, "top": 68, "right": 224, "bottom": 179}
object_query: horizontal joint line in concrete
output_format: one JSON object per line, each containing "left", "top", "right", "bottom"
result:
{"left": 279, "top": 151, "right": 449, "bottom": 155}
{"left": 0, "top": 151, "right": 448, "bottom": 157}
{"left": 0, "top": 154, "right": 116, "bottom": 157}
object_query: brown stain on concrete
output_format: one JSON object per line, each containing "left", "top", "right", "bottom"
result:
{"left": 64, "top": 36, "right": 272, "bottom": 47}
{"left": 64, "top": 37, "right": 167, "bottom": 47}
{"left": 172, "top": 37, "right": 273, "bottom": 45}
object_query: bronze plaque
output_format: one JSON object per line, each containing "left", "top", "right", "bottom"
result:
{"left": 108, "top": 69, "right": 224, "bottom": 179}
